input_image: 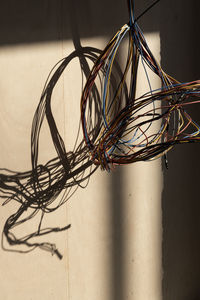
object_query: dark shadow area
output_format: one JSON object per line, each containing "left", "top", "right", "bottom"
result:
{"left": 160, "top": 1, "right": 200, "bottom": 299}
{"left": 110, "top": 167, "right": 125, "bottom": 300}
{"left": 0, "top": 0, "right": 160, "bottom": 45}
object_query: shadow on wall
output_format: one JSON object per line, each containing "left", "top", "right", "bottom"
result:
{"left": 0, "top": 0, "right": 160, "bottom": 45}
{"left": 4, "top": 0, "right": 200, "bottom": 299}
{"left": 160, "top": 1, "right": 200, "bottom": 299}
{"left": 0, "top": 1, "right": 162, "bottom": 299}
{"left": 3, "top": 0, "right": 200, "bottom": 299}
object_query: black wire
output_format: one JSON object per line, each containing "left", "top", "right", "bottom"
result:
{"left": 135, "top": 0, "right": 161, "bottom": 23}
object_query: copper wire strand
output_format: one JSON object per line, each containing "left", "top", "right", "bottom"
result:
{"left": 1, "top": 0, "right": 200, "bottom": 257}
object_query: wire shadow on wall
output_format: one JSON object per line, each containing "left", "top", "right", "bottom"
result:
{"left": 0, "top": 41, "right": 128, "bottom": 259}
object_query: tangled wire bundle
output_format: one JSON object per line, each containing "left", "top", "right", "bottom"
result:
{"left": 0, "top": 0, "right": 200, "bottom": 258}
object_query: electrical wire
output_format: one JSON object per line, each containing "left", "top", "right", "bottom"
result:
{"left": 1, "top": 0, "right": 200, "bottom": 258}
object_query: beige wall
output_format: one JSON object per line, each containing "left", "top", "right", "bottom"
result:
{"left": 2, "top": 1, "right": 199, "bottom": 300}
{"left": 0, "top": 30, "right": 162, "bottom": 300}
